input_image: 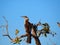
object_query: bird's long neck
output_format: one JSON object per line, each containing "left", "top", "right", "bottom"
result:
{"left": 24, "top": 20, "right": 29, "bottom": 24}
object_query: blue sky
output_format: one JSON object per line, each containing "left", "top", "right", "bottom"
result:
{"left": 0, "top": 0, "right": 60, "bottom": 45}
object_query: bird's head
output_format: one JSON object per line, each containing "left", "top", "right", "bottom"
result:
{"left": 21, "top": 16, "right": 29, "bottom": 21}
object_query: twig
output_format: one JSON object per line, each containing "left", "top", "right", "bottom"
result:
{"left": 2, "top": 16, "right": 12, "bottom": 41}
{"left": 3, "top": 34, "right": 12, "bottom": 40}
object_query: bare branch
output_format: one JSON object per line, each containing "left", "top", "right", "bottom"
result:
{"left": 19, "top": 33, "right": 28, "bottom": 38}
{"left": 36, "top": 21, "right": 41, "bottom": 26}
{"left": 2, "top": 16, "right": 13, "bottom": 41}
{"left": 0, "top": 25, "right": 6, "bottom": 28}
{"left": 3, "top": 34, "right": 12, "bottom": 40}
{"left": 3, "top": 16, "right": 9, "bottom": 34}
{"left": 3, "top": 16, "right": 8, "bottom": 23}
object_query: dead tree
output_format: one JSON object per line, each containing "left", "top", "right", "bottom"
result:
{"left": 1, "top": 16, "right": 56, "bottom": 45}
{"left": 1, "top": 16, "right": 22, "bottom": 44}
{"left": 0, "top": 16, "right": 12, "bottom": 40}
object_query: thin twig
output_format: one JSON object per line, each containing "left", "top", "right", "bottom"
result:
{"left": 2, "top": 16, "right": 12, "bottom": 41}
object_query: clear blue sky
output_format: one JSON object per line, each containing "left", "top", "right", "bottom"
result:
{"left": 0, "top": 0, "right": 60, "bottom": 45}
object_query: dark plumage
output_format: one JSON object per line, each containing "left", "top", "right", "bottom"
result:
{"left": 21, "top": 16, "right": 33, "bottom": 43}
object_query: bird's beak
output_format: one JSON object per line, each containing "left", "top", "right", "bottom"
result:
{"left": 21, "top": 16, "right": 25, "bottom": 18}
{"left": 21, "top": 16, "right": 28, "bottom": 19}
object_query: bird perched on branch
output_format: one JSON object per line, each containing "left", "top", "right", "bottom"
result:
{"left": 37, "top": 23, "right": 56, "bottom": 37}
{"left": 37, "top": 23, "right": 50, "bottom": 37}
{"left": 42, "top": 23, "right": 50, "bottom": 37}
{"left": 42, "top": 23, "right": 50, "bottom": 32}
{"left": 32, "top": 21, "right": 41, "bottom": 36}
{"left": 21, "top": 16, "right": 33, "bottom": 44}
{"left": 31, "top": 22, "right": 41, "bottom": 45}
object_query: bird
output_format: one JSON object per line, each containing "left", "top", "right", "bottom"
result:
{"left": 21, "top": 16, "right": 33, "bottom": 44}
{"left": 31, "top": 24, "right": 37, "bottom": 36}
{"left": 57, "top": 22, "right": 60, "bottom": 27}
{"left": 31, "top": 24, "right": 41, "bottom": 45}
{"left": 37, "top": 23, "right": 50, "bottom": 37}
{"left": 32, "top": 21, "right": 41, "bottom": 37}
{"left": 42, "top": 23, "right": 50, "bottom": 33}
